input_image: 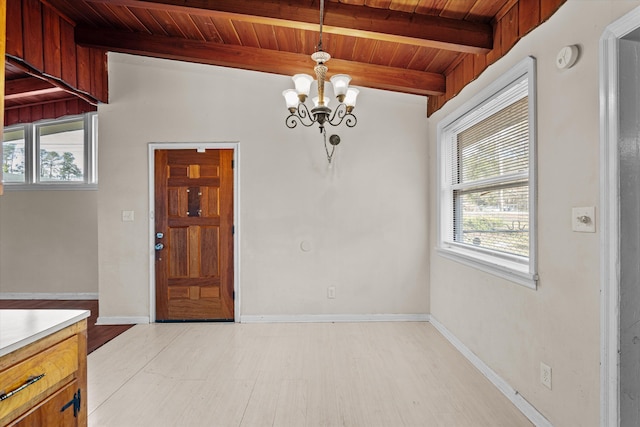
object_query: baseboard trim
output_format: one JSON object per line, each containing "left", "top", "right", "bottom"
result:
{"left": 0, "top": 292, "right": 99, "bottom": 300}
{"left": 429, "top": 316, "right": 552, "bottom": 427}
{"left": 96, "top": 316, "right": 149, "bottom": 325}
{"left": 240, "top": 313, "right": 430, "bottom": 323}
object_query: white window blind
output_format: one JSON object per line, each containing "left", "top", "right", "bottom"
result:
{"left": 452, "top": 96, "right": 529, "bottom": 258}
{"left": 437, "top": 57, "right": 536, "bottom": 288}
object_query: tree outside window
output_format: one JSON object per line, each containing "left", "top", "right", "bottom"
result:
{"left": 2, "top": 113, "right": 97, "bottom": 188}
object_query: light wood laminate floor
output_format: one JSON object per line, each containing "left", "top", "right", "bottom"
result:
{"left": 88, "top": 322, "right": 532, "bottom": 427}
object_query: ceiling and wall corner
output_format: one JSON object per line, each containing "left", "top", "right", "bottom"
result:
{"left": 3, "top": 0, "right": 569, "bottom": 126}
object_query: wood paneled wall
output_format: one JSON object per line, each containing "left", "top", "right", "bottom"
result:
{"left": 4, "top": 97, "right": 96, "bottom": 127}
{"left": 4, "top": 0, "right": 107, "bottom": 125}
{"left": 427, "top": 0, "right": 566, "bottom": 116}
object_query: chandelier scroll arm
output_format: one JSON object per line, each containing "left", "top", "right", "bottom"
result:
{"left": 343, "top": 113, "right": 357, "bottom": 128}
{"left": 325, "top": 103, "right": 358, "bottom": 128}
{"left": 285, "top": 102, "right": 317, "bottom": 128}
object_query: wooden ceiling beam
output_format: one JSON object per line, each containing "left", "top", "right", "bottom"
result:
{"left": 76, "top": 27, "right": 445, "bottom": 96}
{"left": 5, "top": 76, "right": 65, "bottom": 100}
{"left": 83, "top": 0, "right": 493, "bottom": 54}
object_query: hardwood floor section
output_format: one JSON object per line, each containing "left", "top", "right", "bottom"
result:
{"left": 0, "top": 300, "right": 133, "bottom": 354}
{"left": 87, "top": 322, "right": 534, "bottom": 427}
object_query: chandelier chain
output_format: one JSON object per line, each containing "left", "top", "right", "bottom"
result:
{"left": 318, "top": 0, "right": 324, "bottom": 52}
{"left": 322, "top": 127, "right": 336, "bottom": 164}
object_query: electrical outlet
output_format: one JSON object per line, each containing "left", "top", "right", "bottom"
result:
{"left": 327, "top": 286, "right": 336, "bottom": 299}
{"left": 540, "top": 362, "right": 552, "bottom": 389}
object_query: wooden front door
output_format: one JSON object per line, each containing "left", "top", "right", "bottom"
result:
{"left": 154, "top": 149, "right": 234, "bottom": 321}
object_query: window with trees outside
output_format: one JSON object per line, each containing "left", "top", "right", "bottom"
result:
{"left": 3, "top": 113, "right": 97, "bottom": 189}
{"left": 437, "top": 57, "right": 537, "bottom": 288}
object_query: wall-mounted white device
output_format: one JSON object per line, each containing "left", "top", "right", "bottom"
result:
{"left": 557, "top": 45, "right": 579, "bottom": 69}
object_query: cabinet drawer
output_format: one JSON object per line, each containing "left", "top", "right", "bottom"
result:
{"left": 0, "top": 336, "right": 79, "bottom": 419}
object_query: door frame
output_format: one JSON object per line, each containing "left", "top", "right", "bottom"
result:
{"left": 148, "top": 142, "right": 240, "bottom": 323}
{"left": 599, "top": 6, "right": 640, "bottom": 426}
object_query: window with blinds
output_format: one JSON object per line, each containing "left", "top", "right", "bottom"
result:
{"left": 453, "top": 95, "right": 529, "bottom": 258}
{"left": 437, "top": 57, "right": 536, "bottom": 288}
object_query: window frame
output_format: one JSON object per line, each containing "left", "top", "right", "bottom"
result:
{"left": 436, "top": 56, "right": 537, "bottom": 289}
{"left": 3, "top": 113, "right": 98, "bottom": 190}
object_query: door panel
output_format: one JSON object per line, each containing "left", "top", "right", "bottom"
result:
{"left": 10, "top": 381, "right": 80, "bottom": 427}
{"left": 155, "top": 149, "right": 234, "bottom": 321}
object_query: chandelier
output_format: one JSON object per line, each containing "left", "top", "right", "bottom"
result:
{"left": 282, "top": 0, "right": 359, "bottom": 164}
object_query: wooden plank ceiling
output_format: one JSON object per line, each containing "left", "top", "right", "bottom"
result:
{"left": 5, "top": 0, "right": 567, "bottom": 124}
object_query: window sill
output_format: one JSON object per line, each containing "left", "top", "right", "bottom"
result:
{"left": 2, "top": 183, "right": 97, "bottom": 191}
{"left": 436, "top": 244, "right": 538, "bottom": 289}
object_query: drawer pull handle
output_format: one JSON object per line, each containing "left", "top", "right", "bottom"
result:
{"left": 0, "top": 373, "right": 45, "bottom": 401}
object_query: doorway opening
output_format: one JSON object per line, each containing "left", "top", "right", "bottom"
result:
{"left": 600, "top": 6, "right": 640, "bottom": 426}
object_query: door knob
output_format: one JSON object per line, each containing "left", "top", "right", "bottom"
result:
{"left": 156, "top": 232, "right": 164, "bottom": 239}
{"left": 155, "top": 243, "right": 164, "bottom": 250}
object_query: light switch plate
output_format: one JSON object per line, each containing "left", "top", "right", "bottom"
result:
{"left": 122, "top": 210, "right": 135, "bottom": 222}
{"left": 572, "top": 206, "right": 595, "bottom": 233}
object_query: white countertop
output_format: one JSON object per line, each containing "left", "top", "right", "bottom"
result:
{"left": 0, "top": 309, "right": 90, "bottom": 358}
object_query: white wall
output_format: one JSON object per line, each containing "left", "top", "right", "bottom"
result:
{"left": 428, "top": 1, "right": 640, "bottom": 426}
{"left": 97, "top": 53, "right": 430, "bottom": 320}
{"left": 0, "top": 191, "right": 98, "bottom": 295}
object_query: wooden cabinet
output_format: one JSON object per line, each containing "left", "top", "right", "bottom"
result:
{"left": 0, "top": 312, "right": 88, "bottom": 427}
{"left": 10, "top": 380, "right": 81, "bottom": 427}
